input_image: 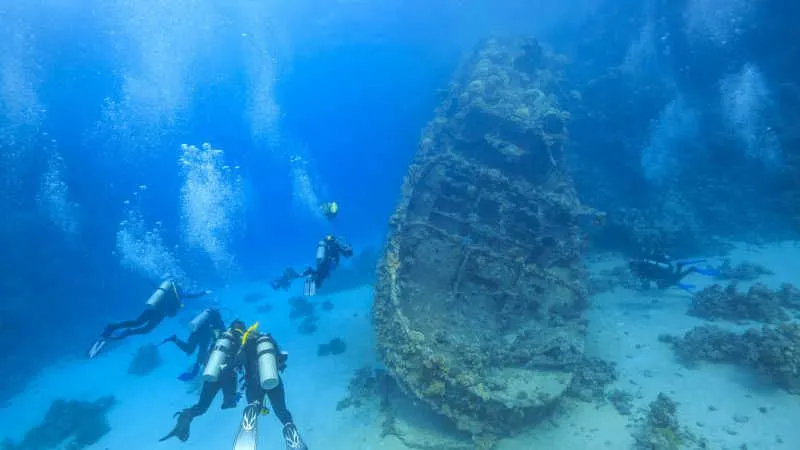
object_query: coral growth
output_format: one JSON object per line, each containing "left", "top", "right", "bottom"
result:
{"left": 289, "top": 296, "right": 318, "bottom": 334}
{"left": 715, "top": 258, "right": 773, "bottom": 282}
{"left": 127, "top": 344, "right": 162, "bottom": 375}
{"left": 566, "top": 357, "right": 618, "bottom": 402}
{"left": 317, "top": 338, "right": 347, "bottom": 357}
{"left": 633, "top": 393, "right": 701, "bottom": 450}
{"left": 688, "top": 283, "right": 789, "bottom": 323}
{"left": 1, "top": 396, "right": 116, "bottom": 450}
{"left": 661, "top": 323, "right": 800, "bottom": 393}
{"left": 336, "top": 367, "right": 391, "bottom": 411}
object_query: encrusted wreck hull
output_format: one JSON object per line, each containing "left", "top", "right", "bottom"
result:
{"left": 374, "top": 37, "right": 590, "bottom": 438}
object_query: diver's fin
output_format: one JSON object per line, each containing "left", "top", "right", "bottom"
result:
{"left": 283, "top": 423, "right": 308, "bottom": 450}
{"left": 160, "top": 410, "right": 193, "bottom": 442}
{"left": 88, "top": 338, "right": 107, "bottom": 359}
{"left": 692, "top": 266, "right": 720, "bottom": 277}
{"left": 232, "top": 403, "right": 259, "bottom": 450}
{"left": 177, "top": 363, "right": 200, "bottom": 381}
{"left": 303, "top": 277, "right": 316, "bottom": 297}
{"left": 673, "top": 258, "right": 707, "bottom": 266}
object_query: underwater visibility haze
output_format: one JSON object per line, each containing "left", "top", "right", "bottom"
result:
{"left": 1, "top": 0, "right": 800, "bottom": 449}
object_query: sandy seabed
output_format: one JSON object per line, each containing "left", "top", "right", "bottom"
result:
{"left": 1, "top": 241, "right": 799, "bottom": 450}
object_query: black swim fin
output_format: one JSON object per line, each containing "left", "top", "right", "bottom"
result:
{"left": 160, "top": 410, "right": 194, "bottom": 442}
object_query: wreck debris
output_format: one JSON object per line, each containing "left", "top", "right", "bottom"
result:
{"left": 373, "top": 37, "right": 594, "bottom": 438}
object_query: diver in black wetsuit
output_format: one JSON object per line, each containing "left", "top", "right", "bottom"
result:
{"left": 302, "top": 235, "right": 353, "bottom": 291}
{"left": 160, "top": 320, "right": 307, "bottom": 450}
{"left": 88, "top": 279, "right": 211, "bottom": 358}
{"left": 270, "top": 235, "right": 353, "bottom": 296}
{"left": 629, "top": 250, "right": 717, "bottom": 291}
{"left": 161, "top": 308, "right": 226, "bottom": 381}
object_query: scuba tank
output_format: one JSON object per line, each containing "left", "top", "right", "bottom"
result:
{"left": 315, "top": 240, "right": 326, "bottom": 264}
{"left": 188, "top": 308, "right": 212, "bottom": 332}
{"left": 255, "top": 334, "right": 280, "bottom": 390}
{"left": 145, "top": 280, "right": 175, "bottom": 309}
{"left": 203, "top": 329, "right": 239, "bottom": 382}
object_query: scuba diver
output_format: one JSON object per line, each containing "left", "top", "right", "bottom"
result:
{"left": 269, "top": 235, "right": 353, "bottom": 296}
{"left": 302, "top": 235, "right": 353, "bottom": 296}
{"left": 160, "top": 320, "right": 308, "bottom": 450}
{"left": 271, "top": 267, "right": 301, "bottom": 291}
{"left": 629, "top": 250, "right": 718, "bottom": 292}
{"left": 161, "top": 307, "right": 226, "bottom": 381}
{"left": 319, "top": 201, "right": 339, "bottom": 221}
{"left": 88, "top": 278, "right": 211, "bottom": 359}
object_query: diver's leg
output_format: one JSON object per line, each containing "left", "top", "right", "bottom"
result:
{"left": 104, "top": 309, "right": 152, "bottom": 338}
{"left": 160, "top": 381, "right": 221, "bottom": 442}
{"left": 264, "top": 380, "right": 294, "bottom": 426}
{"left": 220, "top": 368, "right": 240, "bottom": 409}
{"left": 244, "top": 358, "right": 265, "bottom": 405}
{"left": 269, "top": 380, "right": 307, "bottom": 449}
{"left": 112, "top": 311, "right": 165, "bottom": 340}
{"left": 102, "top": 309, "right": 153, "bottom": 337}
{"left": 174, "top": 331, "right": 199, "bottom": 354}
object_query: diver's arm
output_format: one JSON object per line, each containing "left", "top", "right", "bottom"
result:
{"left": 338, "top": 242, "right": 354, "bottom": 258}
{"left": 180, "top": 289, "right": 212, "bottom": 299}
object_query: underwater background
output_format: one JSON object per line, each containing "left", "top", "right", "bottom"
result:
{"left": 1, "top": 0, "right": 799, "bottom": 449}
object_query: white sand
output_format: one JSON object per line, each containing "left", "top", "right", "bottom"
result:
{"left": 2, "top": 241, "right": 799, "bottom": 450}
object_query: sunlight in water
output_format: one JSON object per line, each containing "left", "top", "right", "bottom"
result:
{"left": 720, "top": 63, "right": 782, "bottom": 169}
{"left": 640, "top": 96, "right": 699, "bottom": 185}
{"left": 91, "top": 0, "right": 215, "bottom": 165}
{"left": 0, "top": 24, "right": 44, "bottom": 201}
{"left": 237, "top": 0, "right": 286, "bottom": 150}
{"left": 289, "top": 151, "right": 326, "bottom": 220}
{"left": 37, "top": 149, "right": 80, "bottom": 240}
{"left": 684, "top": 0, "right": 756, "bottom": 46}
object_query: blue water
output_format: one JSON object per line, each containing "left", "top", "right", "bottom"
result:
{"left": 1, "top": 0, "right": 798, "bottom": 448}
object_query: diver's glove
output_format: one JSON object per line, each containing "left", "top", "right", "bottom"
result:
{"left": 177, "top": 363, "right": 200, "bottom": 381}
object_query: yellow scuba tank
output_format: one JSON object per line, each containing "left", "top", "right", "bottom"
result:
{"left": 255, "top": 334, "right": 280, "bottom": 390}
{"left": 145, "top": 280, "right": 175, "bottom": 309}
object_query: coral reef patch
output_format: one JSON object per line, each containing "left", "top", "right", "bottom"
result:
{"left": 633, "top": 393, "right": 702, "bottom": 450}
{"left": 661, "top": 323, "right": 800, "bottom": 393}
{"left": 317, "top": 338, "right": 346, "bottom": 357}
{"left": 127, "top": 344, "right": 161, "bottom": 376}
{"left": 688, "top": 283, "right": 789, "bottom": 323}
{"left": 714, "top": 259, "right": 774, "bottom": 282}
{"left": 1, "top": 396, "right": 116, "bottom": 450}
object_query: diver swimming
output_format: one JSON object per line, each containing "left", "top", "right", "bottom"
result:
{"left": 161, "top": 307, "right": 226, "bottom": 381}
{"left": 160, "top": 320, "right": 307, "bottom": 450}
{"left": 319, "top": 201, "right": 339, "bottom": 221}
{"left": 88, "top": 278, "right": 211, "bottom": 359}
{"left": 269, "top": 234, "right": 353, "bottom": 296}
{"left": 629, "top": 250, "right": 718, "bottom": 292}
